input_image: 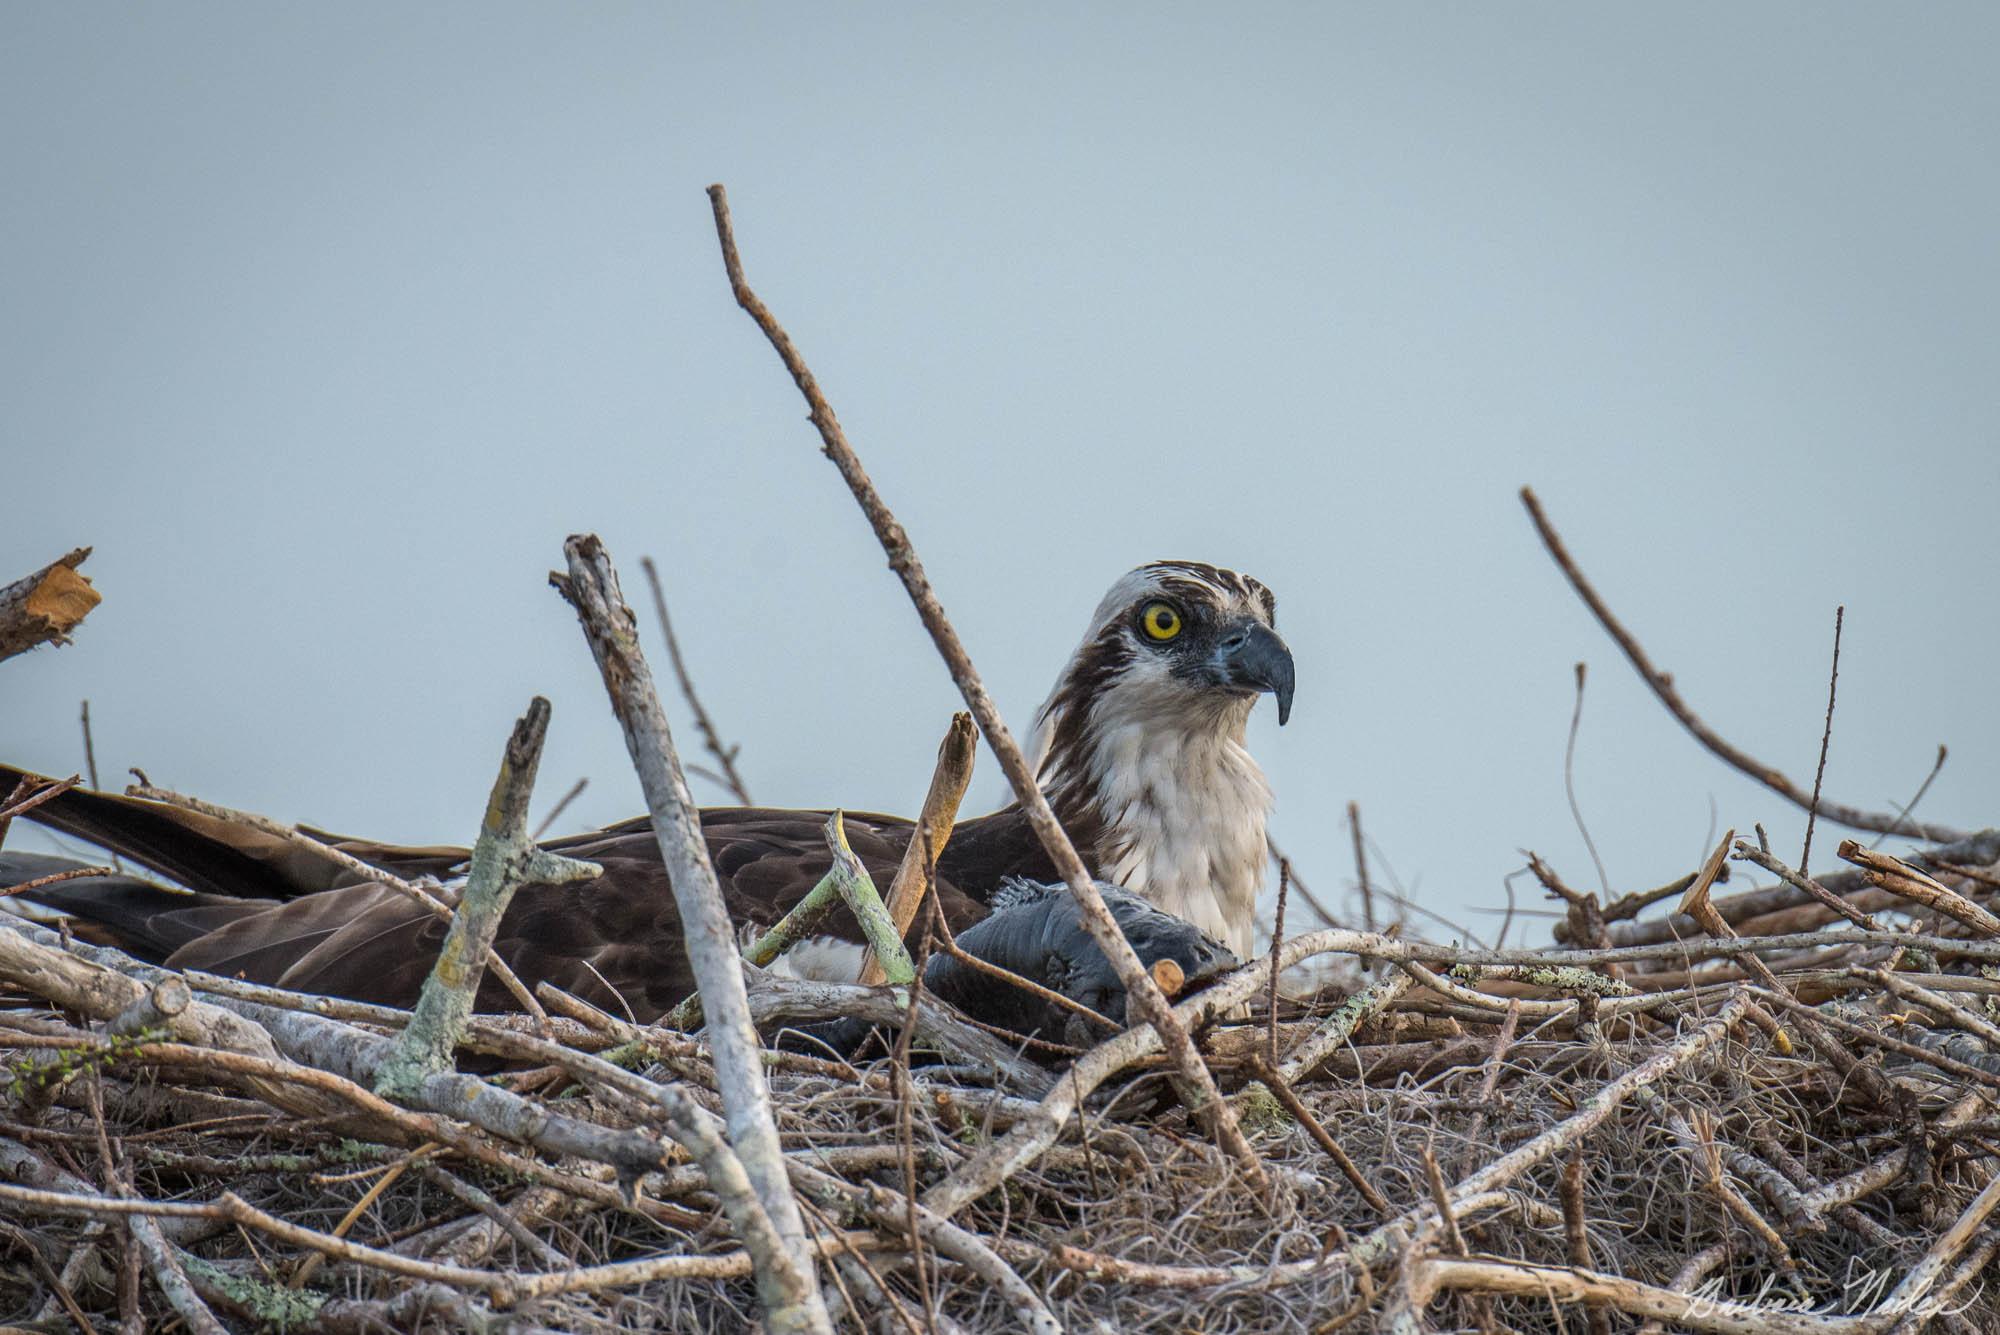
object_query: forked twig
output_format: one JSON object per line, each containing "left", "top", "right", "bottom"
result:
{"left": 374, "top": 698, "right": 599, "bottom": 1098}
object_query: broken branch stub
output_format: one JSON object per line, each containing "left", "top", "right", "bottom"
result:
{"left": 0, "top": 548, "right": 101, "bottom": 664}
{"left": 374, "top": 697, "right": 599, "bottom": 1100}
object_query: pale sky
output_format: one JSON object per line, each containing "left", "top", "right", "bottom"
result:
{"left": 5, "top": 5, "right": 1996, "bottom": 940}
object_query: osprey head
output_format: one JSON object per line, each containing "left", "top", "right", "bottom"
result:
{"left": 1034, "top": 561, "right": 1294, "bottom": 766}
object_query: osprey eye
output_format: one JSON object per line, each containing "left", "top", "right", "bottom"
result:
{"left": 1139, "top": 602, "right": 1182, "bottom": 642}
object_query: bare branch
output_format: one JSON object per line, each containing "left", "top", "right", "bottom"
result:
{"left": 552, "top": 532, "right": 831, "bottom": 1334}
{"left": 1520, "top": 486, "right": 1969, "bottom": 842}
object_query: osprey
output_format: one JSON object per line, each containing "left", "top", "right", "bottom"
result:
{"left": 2, "top": 561, "right": 1292, "bottom": 1020}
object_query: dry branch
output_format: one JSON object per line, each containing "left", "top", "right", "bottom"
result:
{"left": 1837, "top": 839, "right": 2000, "bottom": 936}
{"left": 706, "top": 181, "right": 1261, "bottom": 1199}
{"left": 859, "top": 712, "right": 977, "bottom": 987}
{"left": 553, "top": 532, "right": 831, "bottom": 1334}
{"left": 0, "top": 547, "right": 100, "bottom": 663}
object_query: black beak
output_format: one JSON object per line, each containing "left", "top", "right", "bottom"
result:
{"left": 1216, "top": 620, "right": 1296, "bottom": 725}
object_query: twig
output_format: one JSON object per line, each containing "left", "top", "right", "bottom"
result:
{"left": 1686, "top": 1105, "right": 1798, "bottom": 1273}
{"left": 922, "top": 927, "right": 1424, "bottom": 1219}
{"left": 1731, "top": 840, "right": 1881, "bottom": 933}
{"left": 1565, "top": 662, "right": 1611, "bottom": 893}
{"left": 1586, "top": 827, "right": 2000, "bottom": 948}
{"left": 1455, "top": 999, "right": 1521, "bottom": 1178}
{"left": 741, "top": 971, "right": 1051, "bottom": 1091}
{"left": 79, "top": 699, "right": 122, "bottom": 875}
{"left": 375, "top": 699, "right": 598, "bottom": 1097}
{"left": 1348, "top": 803, "right": 1375, "bottom": 936}
{"left": 1675, "top": 836, "right": 1901, "bottom": 1104}
{"left": 532, "top": 775, "right": 589, "bottom": 840}
{"left": 1801, "top": 606, "right": 1844, "bottom": 879}
{"left": 825, "top": 811, "right": 916, "bottom": 987}
{"left": 859, "top": 713, "right": 976, "bottom": 987}
{"left": 639, "top": 554, "right": 754, "bottom": 804}
{"left": 662, "top": 746, "right": 951, "bottom": 1026}
{"left": 1529, "top": 850, "right": 1614, "bottom": 958}
{"left": 1279, "top": 970, "right": 1414, "bottom": 1083}
{"left": 1411, "top": 1143, "right": 1488, "bottom": 1333}
{"left": 125, "top": 1213, "right": 228, "bottom": 1335}
{"left": 1594, "top": 869, "right": 1706, "bottom": 928}
{"left": 1243, "top": 1055, "right": 1388, "bottom": 1213}
{"left": 1886, "top": 1223, "right": 2000, "bottom": 1333}
{"left": 1364, "top": 993, "right": 1755, "bottom": 1275}
{"left": 1874, "top": 744, "right": 1950, "bottom": 849}
{"left": 288, "top": 1146, "right": 433, "bottom": 1288}
{"left": 1269, "top": 854, "right": 1290, "bottom": 1068}
{"left": 889, "top": 935, "right": 935, "bottom": 1334}
{"left": 2, "top": 1216, "right": 93, "bottom": 1332}
{"left": 707, "top": 180, "right": 1261, "bottom": 1198}
{"left": 1559, "top": 1151, "right": 1613, "bottom": 1335}
{"left": 789, "top": 1162, "right": 1061, "bottom": 1335}
{"left": 1837, "top": 840, "right": 2000, "bottom": 936}
{"left": 1798, "top": 1091, "right": 1987, "bottom": 1221}
{"left": 1, "top": 772, "right": 82, "bottom": 832}
{"left": 412, "top": 1161, "right": 572, "bottom": 1268}
{"left": 2, "top": 1176, "right": 886, "bottom": 1303}
{"left": 2, "top": 863, "right": 119, "bottom": 895}
{"left": 1519, "top": 486, "right": 1968, "bottom": 842}
{"left": 1636, "top": 1244, "right": 1734, "bottom": 1335}
{"left": 553, "top": 531, "right": 831, "bottom": 1334}
{"left": 0, "top": 915, "right": 700, "bottom": 1217}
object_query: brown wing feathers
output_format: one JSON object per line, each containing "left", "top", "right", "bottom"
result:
{"left": 2, "top": 767, "right": 1019, "bottom": 1022}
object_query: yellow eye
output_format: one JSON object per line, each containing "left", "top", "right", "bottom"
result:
{"left": 1140, "top": 602, "right": 1182, "bottom": 641}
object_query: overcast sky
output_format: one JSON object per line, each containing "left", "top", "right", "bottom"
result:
{"left": 5, "top": 5, "right": 1995, "bottom": 940}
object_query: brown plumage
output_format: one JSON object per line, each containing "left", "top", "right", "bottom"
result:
{"left": 2, "top": 778, "right": 1097, "bottom": 1021}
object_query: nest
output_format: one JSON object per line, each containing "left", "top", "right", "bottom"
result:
{"left": 5, "top": 812, "right": 2000, "bottom": 1334}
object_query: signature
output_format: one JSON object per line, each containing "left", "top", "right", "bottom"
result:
{"left": 1680, "top": 1259, "right": 1980, "bottom": 1321}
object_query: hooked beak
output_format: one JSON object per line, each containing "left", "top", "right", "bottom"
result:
{"left": 1213, "top": 620, "right": 1296, "bottom": 725}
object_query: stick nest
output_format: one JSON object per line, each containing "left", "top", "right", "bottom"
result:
{"left": 5, "top": 822, "right": 2000, "bottom": 1333}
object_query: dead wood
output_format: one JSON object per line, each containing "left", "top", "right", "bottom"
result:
{"left": 0, "top": 547, "right": 100, "bottom": 663}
